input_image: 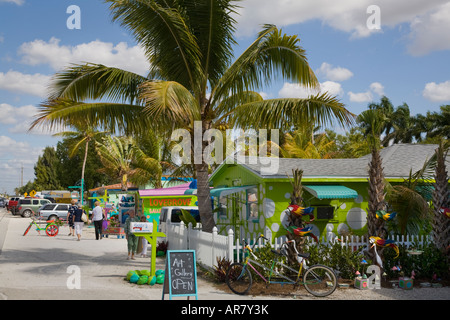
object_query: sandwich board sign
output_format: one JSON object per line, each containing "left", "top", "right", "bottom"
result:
{"left": 162, "top": 250, "right": 198, "bottom": 300}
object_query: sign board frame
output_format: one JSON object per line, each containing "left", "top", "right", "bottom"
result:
{"left": 162, "top": 250, "right": 198, "bottom": 300}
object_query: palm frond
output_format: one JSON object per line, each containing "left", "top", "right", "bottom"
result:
{"left": 29, "top": 99, "right": 148, "bottom": 136}
{"left": 228, "top": 93, "right": 355, "bottom": 131}
{"left": 211, "top": 24, "right": 318, "bottom": 105}
{"left": 49, "top": 63, "right": 148, "bottom": 103}
{"left": 139, "top": 80, "right": 200, "bottom": 129}
{"left": 106, "top": 0, "right": 203, "bottom": 91}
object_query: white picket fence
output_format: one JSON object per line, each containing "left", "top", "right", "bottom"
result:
{"left": 164, "top": 222, "right": 433, "bottom": 269}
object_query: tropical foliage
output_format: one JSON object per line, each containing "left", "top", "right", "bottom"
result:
{"left": 29, "top": 0, "right": 355, "bottom": 232}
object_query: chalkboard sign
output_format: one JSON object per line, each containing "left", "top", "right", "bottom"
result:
{"left": 162, "top": 250, "right": 198, "bottom": 300}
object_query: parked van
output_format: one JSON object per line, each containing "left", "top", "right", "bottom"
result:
{"left": 158, "top": 206, "right": 200, "bottom": 234}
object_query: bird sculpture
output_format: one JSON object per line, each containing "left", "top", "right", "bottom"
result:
{"left": 440, "top": 207, "right": 450, "bottom": 219}
{"left": 286, "top": 225, "right": 318, "bottom": 243}
{"left": 287, "top": 204, "right": 315, "bottom": 222}
{"left": 375, "top": 210, "right": 397, "bottom": 221}
{"left": 369, "top": 236, "right": 399, "bottom": 259}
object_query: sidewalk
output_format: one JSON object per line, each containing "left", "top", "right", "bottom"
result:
{"left": 1, "top": 209, "right": 449, "bottom": 301}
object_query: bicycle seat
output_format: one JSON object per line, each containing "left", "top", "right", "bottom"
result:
{"left": 271, "top": 249, "right": 284, "bottom": 256}
{"left": 298, "top": 252, "right": 310, "bottom": 259}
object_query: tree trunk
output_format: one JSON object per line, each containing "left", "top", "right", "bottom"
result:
{"left": 195, "top": 162, "right": 215, "bottom": 232}
{"left": 367, "top": 148, "right": 387, "bottom": 238}
{"left": 432, "top": 142, "right": 450, "bottom": 262}
{"left": 286, "top": 169, "right": 306, "bottom": 264}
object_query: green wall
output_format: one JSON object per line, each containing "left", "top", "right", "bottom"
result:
{"left": 211, "top": 165, "right": 370, "bottom": 240}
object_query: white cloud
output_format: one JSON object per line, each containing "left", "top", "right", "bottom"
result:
{"left": 233, "top": 0, "right": 447, "bottom": 54}
{"left": 0, "top": 70, "right": 50, "bottom": 97}
{"left": 348, "top": 82, "right": 385, "bottom": 103}
{"left": 0, "top": 103, "right": 37, "bottom": 125}
{"left": 278, "top": 81, "right": 343, "bottom": 99}
{"left": 0, "top": 0, "right": 24, "bottom": 5}
{"left": 407, "top": 2, "right": 450, "bottom": 56}
{"left": 316, "top": 63, "right": 353, "bottom": 81}
{"left": 18, "top": 37, "right": 149, "bottom": 75}
{"left": 369, "top": 82, "right": 385, "bottom": 96}
{"left": 423, "top": 80, "right": 450, "bottom": 102}
{"left": 348, "top": 91, "right": 373, "bottom": 103}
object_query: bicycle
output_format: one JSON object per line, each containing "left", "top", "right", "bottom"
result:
{"left": 225, "top": 235, "right": 337, "bottom": 297}
{"left": 23, "top": 217, "right": 59, "bottom": 237}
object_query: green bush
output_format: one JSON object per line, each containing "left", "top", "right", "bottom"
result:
{"left": 307, "top": 242, "right": 368, "bottom": 280}
{"left": 383, "top": 241, "right": 449, "bottom": 280}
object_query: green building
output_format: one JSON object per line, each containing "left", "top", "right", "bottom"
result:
{"left": 209, "top": 144, "right": 447, "bottom": 240}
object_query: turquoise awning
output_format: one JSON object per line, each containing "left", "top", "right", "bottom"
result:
{"left": 210, "top": 185, "right": 257, "bottom": 198}
{"left": 303, "top": 185, "right": 358, "bottom": 200}
{"left": 184, "top": 185, "right": 257, "bottom": 197}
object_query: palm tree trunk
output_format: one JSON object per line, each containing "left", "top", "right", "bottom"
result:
{"left": 286, "top": 169, "right": 306, "bottom": 264}
{"left": 367, "top": 147, "right": 387, "bottom": 268}
{"left": 432, "top": 142, "right": 450, "bottom": 262}
{"left": 81, "top": 140, "right": 89, "bottom": 184}
{"left": 195, "top": 162, "right": 215, "bottom": 232}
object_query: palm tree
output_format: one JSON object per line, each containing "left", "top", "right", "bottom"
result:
{"left": 29, "top": 0, "right": 354, "bottom": 232}
{"left": 53, "top": 122, "right": 108, "bottom": 203}
{"left": 95, "top": 136, "right": 162, "bottom": 191}
{"left": 431, "top": 140, "right": 450, "bottom": 261}
{"left": 358, "top": 109, "right": 388, "bottom": 239}
{"left": 281, "top": 125, "right": 336, "bottom": 159}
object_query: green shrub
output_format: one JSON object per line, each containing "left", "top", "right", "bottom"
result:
{"left": 383, "top": 241, "right": 449, "bottom": 279}
{"left": 307, "top": 242, "right": 368, "bottom": 280}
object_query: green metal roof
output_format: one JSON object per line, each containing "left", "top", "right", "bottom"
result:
{"left": 303, "top": 185, "right": 358, "bottom": 200}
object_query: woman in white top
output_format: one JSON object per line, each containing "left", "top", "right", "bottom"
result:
{"left": 91, "top": 201, "right": 105, "bottom": 240}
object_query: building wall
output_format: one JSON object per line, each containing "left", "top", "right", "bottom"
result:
{"left": 211, "top": 165, "right": 372, "bottom": 240}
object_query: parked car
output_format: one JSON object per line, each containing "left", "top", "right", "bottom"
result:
{"left": 158, "top": 206, "right": 200, "bottom": 234}
{"left": 38, "top": 203, "right": 71, "bottom": 221}
{"left": 8, "top": 197, "right": 23, "bottom": 214}
{"left": 16, "top": 198, "right": 52, "bottom": 218}
{"left": 0, "top": 198, "right": 6, "bottom": 208}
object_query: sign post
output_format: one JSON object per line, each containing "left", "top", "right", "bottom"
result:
{"left": 131, "top": 220, "right": 166, "bottom": 277}
{"left": 162, "top": 250, "right": 198, "bottom": 300}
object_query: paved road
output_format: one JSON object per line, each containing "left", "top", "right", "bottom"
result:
{"left": 1, "top": 208, "right": 449, "bottom": 302}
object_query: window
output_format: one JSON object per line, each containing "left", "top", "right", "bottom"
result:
{"left": 160, "top": 208, "right": 168, "bottom": 223}
{"left": 43, "top": 204, "right": 57, "bottom": 210}
{"left": 56, "top": 204, "right": 69, "bottom": 211}
{"left": 33, "top": 200, "right": 39, "bottom": 205}
{"left": 247, "top": 188, "right": 258, "bottom": 220}
{"left": 40, "top": 200, "right": 49, "bottom": 205}
{"left": 217, "top": 196, "right": 228, "bottom": 218}
{"left": 19, "top": 199, "right": 31, "bottom": 205}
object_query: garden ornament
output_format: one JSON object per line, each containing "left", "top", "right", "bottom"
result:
{"left": 285, "top": 225, "right": 318, "bottom": 243}
{"left": 287, "top": 204, "right": 315, "bottom": 223}
{"left": 439, "top": 207, "right": 450, "bottom": 218}
{"left": 369, "top": 236, "right": 399, "bottom": 259}
{"left": 375, "top": 210, "right": 397, "bottom": 221}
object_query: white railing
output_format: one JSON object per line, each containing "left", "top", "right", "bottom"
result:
{"left": 164, "top": 222, "right": 434, "bottom": 269}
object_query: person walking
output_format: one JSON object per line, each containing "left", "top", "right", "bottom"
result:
{"left": 91, "top": 201, "right": 105, "bottom": 240}
{"left": 139, "top": 215, "right": 149, "bottom": 258}
{"left": 124, "top": 209, "right": 140, "bottom": 260}
{"left": 67, "top": 199, "right": 77, "bottom": 236}
{"left": 73, "top": 204, "right": 85, "bottom": 241}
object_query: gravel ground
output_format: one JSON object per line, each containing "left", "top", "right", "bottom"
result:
{"left": 1, "top": 209, "right": 448, "bottom": 302}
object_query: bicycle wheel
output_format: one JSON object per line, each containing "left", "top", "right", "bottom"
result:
{"left": 23, "top": 223, "right": 32, "bottom": 236}
{"left": 303, "top": 265, "right": 337, "bottom": 297}
{"left": 45, "top": 224, "right": 59, "bottom": 237}
{"left": 226, "top": 263, "right": 252, "bottom": 295}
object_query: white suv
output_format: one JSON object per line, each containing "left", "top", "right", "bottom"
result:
{"left": 38, "top": 203, "right": 71, "bottom": 221}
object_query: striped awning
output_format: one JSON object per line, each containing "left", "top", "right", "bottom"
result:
{"left": 303, "top": 185, "right": 358, "bottom": 200}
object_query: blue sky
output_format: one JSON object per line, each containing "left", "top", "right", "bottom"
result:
{"left": 1, "top": 0, "right": 449, "bottom": 194}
